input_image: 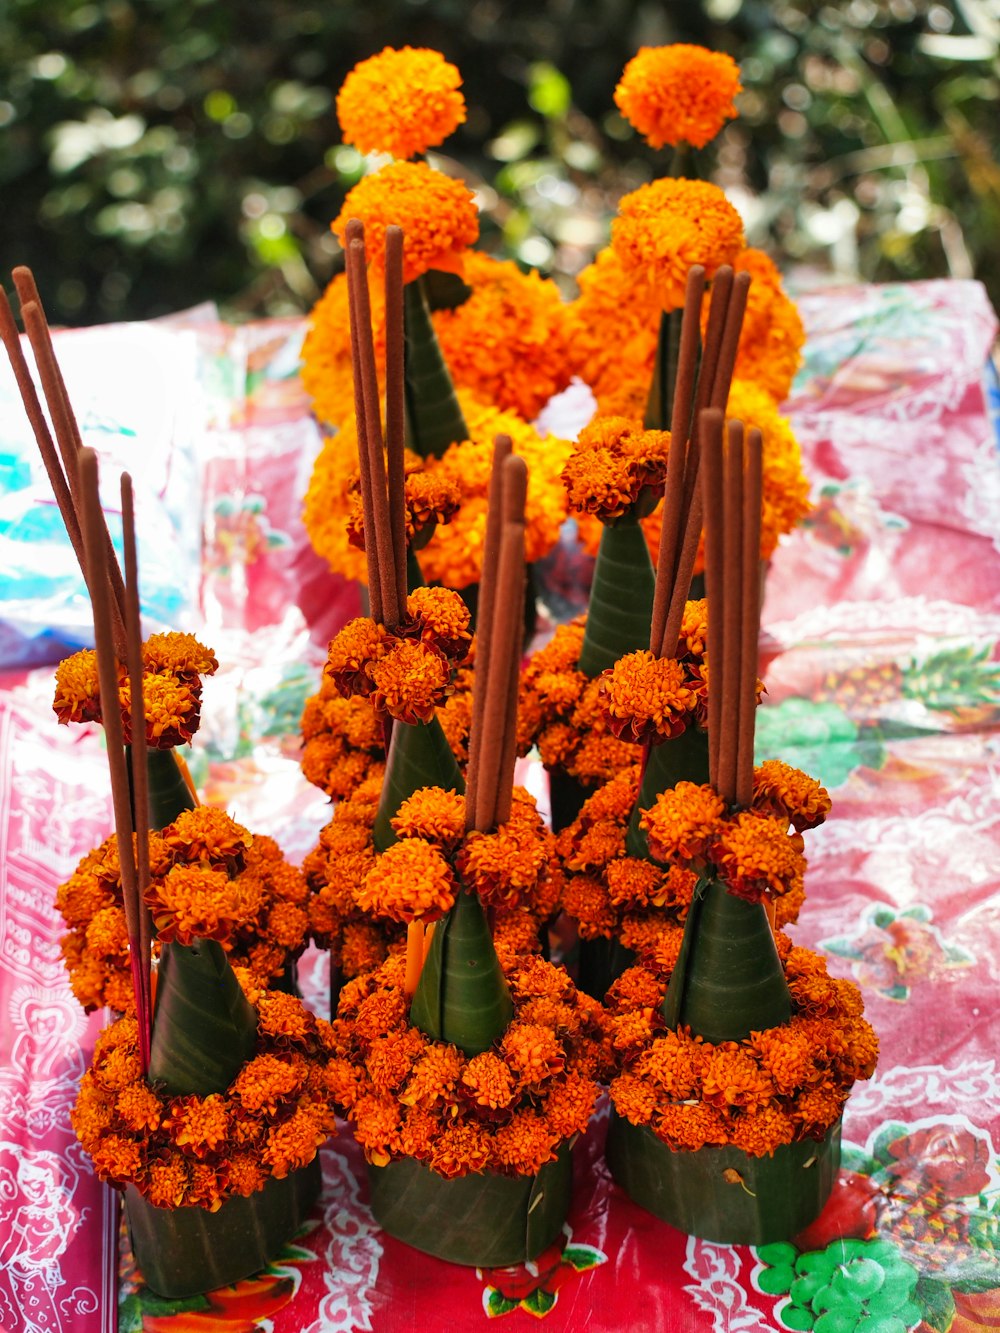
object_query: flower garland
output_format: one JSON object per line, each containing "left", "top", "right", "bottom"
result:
{"left": 53, "top": 631, "right": 219, "bottom": 748}
{"left": 614, "top": 44, "right": 742, "bottom": 151}
{"left": 606, "top": 940, "right": 879, "bottom": 1158}
{"left": 517, "top": 600, "right": 711, "bottom": 787}
{"left": 71, "top": 980, "right": 338, "bottom": 1210}
{"left": 303, "top": 779, "right": 562, "bottom": 980}
{"left": 324, "top": 586, "right": 472, "bottom": 723}
{"left": 640, "top": 760, "right": 831, "bottom": 906}
{"left": 326, "top": 949, "right": 608, "bottom": 1178}
{"left": 555, "top": 760, "right": 815, "bottom": 962}
{"left": 336, "top": 46, "right": 466, "bottom": 161}
{"left": 57, "top": 808, "right": 309, "bottom": 1012}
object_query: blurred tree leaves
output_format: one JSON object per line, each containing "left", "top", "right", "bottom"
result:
{"left": 1, "top": 0, "right": 997, "bottom": 325}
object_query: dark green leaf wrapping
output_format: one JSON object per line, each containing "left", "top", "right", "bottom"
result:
{"left": 367, "top": 1140, "right": 572, "bottom": 1267}
{"left": 125, "top": 1156, "right": 321, "bottom": 1298}
{"left": 577, "top": 516, "right": 656, "bottom": 678}
{"left": 130, "top": 746, "right": 196, "bottom": 832}
{"left": 644, "top": 306, "right": 684, "bottom": 432}
{"left": 372, "top": 714, "right": 465, "bottom": 853}
{"left": 148, "top": 939, "right": 258, "bottom": 1096}
{"left": 576, "top": 935, "right": 636, "bottom": 1002}
{"left": 409, "top": 887, "right": 513, "bottom": 1056}
{"left": 661, "top": 878, "right": 791, "bottom": 1042}
{"left": 403, "top": 276, "right": 468, "bottom": 459}
{"left": 606, "top": 1111, "right": 840, "bottom": 1245}
{"left": 625, "top": 725, "right": 711, "bottom": 857}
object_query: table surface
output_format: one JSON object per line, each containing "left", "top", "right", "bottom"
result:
{"left": 1, "top": 278, "right": 998, "bottom": 1333}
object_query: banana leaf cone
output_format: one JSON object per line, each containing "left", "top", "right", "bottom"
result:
{"left": 372, "top": 714, "right": 465, "bottom": 852}
{"left": 127, "top": 746, "right": 197, "bottom": 832}
{"left": 644, "top": 307, "right": 684, "bottom": 433}
{"left": 606, "top": 1112, "right": 841, "bottom": 1246}
{"left": 369, "top": 891, "right": 574, "bottom": 1263}
{"left": 125, "top": 939, "right": 321, "bottom": 1296}
{"left": 403, "top": 276, "right": 468, "bottom": 460}
{"left": 577, "top": 515, "right": 656, "bottom": 678}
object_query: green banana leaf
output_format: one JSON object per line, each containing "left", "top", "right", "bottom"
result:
{"left": 576, "top": 935, "right": 636, "bottom": 1002}
{"left": 409, "top": 886, "right": 513, "bottom": 1056}
{"left": 125, "top": 1157, "right": 321, "bottom": 1298}
{"left": 577, "top": 516, "right": 656, "bottom": 678}
{"left": 606, "top": 1111, "right": 840, "bottom": 1245}
{"left": 367, "top": 1139, "right": 572, "bottom": 1266}
{"left": 403, "top": 277, "right": 468, "bottom": 459}
{"left": 625, "top": 726, "right": 711, "bottom": 858}
{"left": 127, "top": 746, "right": 196, "bottom": 832}
{"left": 661, "top": 877, "right": 791, "bottom": 1042}
{"left": 644, "top": 307, "right": 681, "bottom": 432}
{"left": 547, "top": 766, "right": 590, "bottom": 834}
{"left": 148, "top": 939, "right": 258, "bottom": 1096}
{"left": 372, "top": 714, "right": 465, "bottom": 852}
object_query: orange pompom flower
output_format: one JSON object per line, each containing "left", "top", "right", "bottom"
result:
{"left": 614, "top": 45, "right": 742, "bottom": 151}
{"left": 390, "top": 786, "right": 467, "bottom": 850}
{"left": 713, "top": 811, "right": 806, "bottom": 904}
{"left": 337, "top": 47, "right": 466, "bottom": 160}
{"left": 356, "top": 839, "right": 457, "bottom": 924}
{"left": 332, "top": 161, "right": 479, "bottom": 284}
{"left": 600, "top": 650, "right": 697, "bottom": 744}
{"left": 561, "top": 415, "right": 672, "bottom": 523}
{"left": 641, "top": 781, "right": 726, "bottom": 863}
{"left": 752, "top": 760, "right": 831, "bottom": 831}
{"left": 610, "top": 178, "right": 744, "bottom": 311}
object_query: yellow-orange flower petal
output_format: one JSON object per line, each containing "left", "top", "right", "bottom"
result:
{"left": 337, "top": 47, "right": 466, "bottom": 160}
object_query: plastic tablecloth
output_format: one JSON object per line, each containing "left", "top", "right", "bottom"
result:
{"left": 1, "top": 279, "right": 999, "bottom": 1333}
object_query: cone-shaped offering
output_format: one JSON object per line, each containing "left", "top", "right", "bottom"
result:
{"left": 604, "top": 411, "right": 879, "bottom": 1243}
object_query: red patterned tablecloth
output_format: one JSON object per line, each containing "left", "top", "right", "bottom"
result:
{"left": 1, "top": 279, "right": 998, "bottom": 1333}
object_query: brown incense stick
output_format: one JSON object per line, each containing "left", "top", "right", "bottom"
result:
{"left": 121, "top": 474, "right": 154, "bottom": 1057}
{"left": 465, "top": 435, "right": 513, "bottom": 831}
{"left": 716, "top": 420, "right": 745, "bottom": 805}
{"left": 0, "top": 289, "right": 89, "bottom": 583}
{"left": 384, "top": 226, "right": 408, "bottom": 615}
{"left": 80, "top": 450, "right": 149, "bottom": 1072}
{"left": 699, "top": 409, "right": 726, "bottom": 789}
{"left": 344, "top": 224, "right": 383, "bottom": 625}
{"left": 710, "top": 270, "right": 752, "bottom": 411}
{"left": 494, "top": 457, "right": 529, "bottom": 827}
{"left": 650, "top": 266, "right": 705, "bottom": 657}
{"left": 736, "top": 428, "right": 763, "bottom": 809}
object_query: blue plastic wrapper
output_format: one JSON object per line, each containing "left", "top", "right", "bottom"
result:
{"left": 0, "top": 318, "right": 204, "bottom": 667}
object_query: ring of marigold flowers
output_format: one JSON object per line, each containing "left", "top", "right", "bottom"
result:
{"left": 605, "top": 939, "right": 879, "bottom": 1159}
{"left": 554, "top": 765, "right": 806, "bottom": 962}
{"left": 57, "top": 810, "right": 309, "bottom": 1013}
{"left": 326, "top": 950, "right": 610, "bottom": 1178}
{"left": 71, "top": 980, "right": 339, "bottom": 1210}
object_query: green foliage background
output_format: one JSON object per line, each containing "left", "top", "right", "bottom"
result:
{"left": 2, "top": 0, "right": 997, "bottom": 325}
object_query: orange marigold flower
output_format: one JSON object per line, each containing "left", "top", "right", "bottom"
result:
{"left": 750, "top": 1023, "right": 825, "bottom": 1095}
{"left": 164, "top": 806, "right": 253, "bottom": 871}
{"left": 615, "top": 45, "right": 742, "bottom": 150}
{"left": 85, "top": 905, "right": 128, "bottom": 958}
{"left": 146, "top": 1155, "right": 189, "bottom": 1208}
{"left": 115, "top": 1083, "right": 163, "bottom": 1133}
{"left": 607, "top": 965, "right": 664, "bottom": 1013}
{"left": 232, "top": 1053, "right": 305, "bottom": 1115}
{"left": 337, "top": 47, "right": 466, "bottom": 160}
{"left": 701, "top": 1046, "right": 775, "bottom": 1113}
{"left": 325, "top": 617, "right": 391, "bottom": 698}
{"left": 793, "top": 1084, "right": 849, "bottom": 1135}
{"left": 333, "top": 161, "right": 478, "bottom": 285}
{"left": 561, "top": 415, "right": 672, "bottom": 522}
{"left": 404, "top": 469, "right": 462, "bottom": 544}
{"left": 678, "top": 599, "right": 709, "bottom": 660}
{"left": 391, "top": 786, "right": 466, "bottom": 850}
{"left": 610, "top": 1072, "right": 658, "bottom": 1125}
{"left": 491, "top": 1111, "right": 559, "bottom": 1176}
{"left": 367, "top": 1028, "right": 426, "bottom": 1094}
{"left": 257, "top": 991, "right": 314, "bottom": 1044}
{"left": 713, "top": 811, "right": 806, "bottom": 904}
{"left": 53, "top": 649, "right": 107, "bottom": 726}
{"left": 501, "top": 1022, "right": 565, "bottom": 1086}
{"left": 148, "top": 864, "right": 240, "bottom": 945}
{"left": 561, "top": 873, "right": 616, "bottom": 940}
{"left": 90, "top": 1133, "right": 144, "bottom": 1185}
{"left": 403, "top": 586, "right": 472, "bottom": 662}
{"left": 127, "top": 671, "right": 201, "bottom": 747}
{"left": 457, "top": 796, "right": 550, "bottom": 911}
{"left": 227, "top": 1152, "right": 267, "bottom": 1199}
{"left": 263, "top": 1104, "right": 330, "bottom": 1177}
{"left": 641, "top": 781, "right": 725, "bottom": 863}
{"left": 430, "top": 1121, "right": 492, "bottom": 1178}
{"left": 752, "top": 760, "right": 831, "bottom": 831}
{"left": 433, "top": 251, "right": 575, "bottom": 420}
{"left": 461, "top": 1052, "right": 516, "bottom": 1110}
{"left": 654, "top": 1101, "right": 730, "bottom": 1151}
{"left": 611, "top": 179, "right": 744, "bottom": 311}
{"left": 729, "top": 1105, "right": 796, "bottom": 1158}
{"left": 357, "top": 837, "right": 456, "bottom": 924}
{"left": 400, "top": 1043, "right": 463, "bottom": 1110}
{"left": 601, "top": 650, "right": 696, "bottom": 744}
{"left": 637, "top": 1029, "right": 707, "bottom": 1099}
{"left": 367, "top": 638, "right": 452, "bottom": 724}
{"left": 164, "top": 1093, "right": 230, "bottom": 1156}
{"left": 143, "top": 631, "right": 218, "bottom": 678}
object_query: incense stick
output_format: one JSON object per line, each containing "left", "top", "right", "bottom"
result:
{"left": 384, "top": 225, "right": 408, "bottom": 616}
{"left": 716, "top": 420, "right": 745, "bottom": 804}
{"left": 710, "top": 270, "right": 751, "bottom": 411}
{"left": 699, "top": 409, "right": 726, "bottom": 789}
{"left": 80, "top": 450, "right": 149, "bottom": 1073}
{"left": 121, "top": 473, "right": 154, "bottom": 1059}
{"left": 736, "top": 428, "right": 763, "bottom": 809}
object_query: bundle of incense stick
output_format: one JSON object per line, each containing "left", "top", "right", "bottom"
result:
{"left": 649, "top": 263, "right": 752, "bottom": 662}
{"left": 343, "top": 218, "right": 407, "bottom": 631}
{"left": 699, "top": 408, "right": 764, "bottom": 809}
{"left": 0, "top": 270, "right": 155, "bottom": 1061}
